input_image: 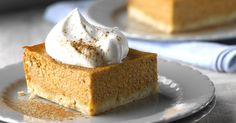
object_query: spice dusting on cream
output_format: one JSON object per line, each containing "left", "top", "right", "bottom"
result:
{"left": 45, "top": 9, "right": 129, "bottom": 68}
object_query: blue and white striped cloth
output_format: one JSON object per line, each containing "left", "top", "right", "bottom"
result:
{"left": 44, "top": 1, "right": 236, "bottom": 72}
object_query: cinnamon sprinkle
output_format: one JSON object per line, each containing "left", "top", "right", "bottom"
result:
{"left": 70, "top": 40, "right": 104, "bottom": 64}
{"left": 7, "top": 99, "right": 78, "bottom": 121}
{"left": 3, "top": 79, "right": 85, "bottom": 121}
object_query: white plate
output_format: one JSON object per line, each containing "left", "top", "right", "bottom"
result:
{"left": 87, "top": 0, "right": 236, "bottom": 41}
{"left": 0, "top": 60, "right": 215, "bottom": 123}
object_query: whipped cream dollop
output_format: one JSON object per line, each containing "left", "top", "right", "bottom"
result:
{"left": 45, "top": 9, "right": 129, "bottom": 68}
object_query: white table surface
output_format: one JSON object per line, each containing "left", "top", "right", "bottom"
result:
{"left": 0, "top": 8, "right": 236, "bottom": 123}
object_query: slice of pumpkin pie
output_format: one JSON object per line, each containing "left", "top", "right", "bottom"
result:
{"left": 128, "top": 0, "right": 236, "bottom": 33}
{"left": 23, "top": 9, "right": 158, "bottom": 115}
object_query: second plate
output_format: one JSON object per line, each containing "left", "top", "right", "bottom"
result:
{"left": 87, "top": 0, "right": 236, "bottom": 41}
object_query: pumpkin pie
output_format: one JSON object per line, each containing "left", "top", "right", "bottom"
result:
{"left": 128, "top": 0, "right": 236, "bottom": 33}
{"left": 23, "top": 43, "right": 158, "bottom": 115}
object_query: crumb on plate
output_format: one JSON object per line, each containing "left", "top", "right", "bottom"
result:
{"left": 17, "top": 91, "right": 26, "bottom": 96}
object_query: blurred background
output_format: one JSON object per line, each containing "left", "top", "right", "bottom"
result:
{"left": 0, "top": 0, "right": 56, "bottom": 12}
{"left": 0, "top": 0, "right": 60, "bottom": 68}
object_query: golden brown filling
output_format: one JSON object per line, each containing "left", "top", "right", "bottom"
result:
{"left": 24, "top": 43, "right": 157, "bottom": 115}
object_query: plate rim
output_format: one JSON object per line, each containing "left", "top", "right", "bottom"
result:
{"left": 87, "top": 0, "right": 236, "bottom": 41}
{"left": 157, "top": 59, "right": 216, "bottom": 123}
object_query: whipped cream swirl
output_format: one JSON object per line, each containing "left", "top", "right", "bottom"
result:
{"left": 45, "top": 9, "right": 129, "bottom": 68}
